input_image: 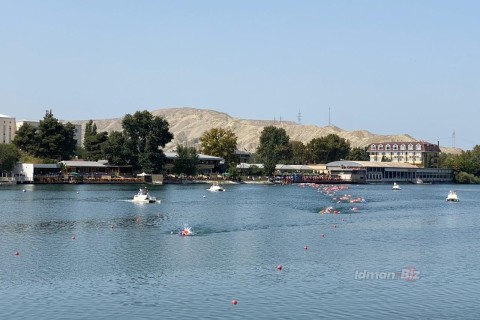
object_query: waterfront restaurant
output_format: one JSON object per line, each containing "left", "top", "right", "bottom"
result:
{"left": 326, "top": 160, "right": 453, "bottom": 184}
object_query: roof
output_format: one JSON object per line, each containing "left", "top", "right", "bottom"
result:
{"left": 33, "top": 164, "right": 59, "bottom": 169}
{"left": 60, "top": 160, "right": 106, "bottom": 168}
{"left": 327, "top": 160, "right": 418, "bottom": 169}
{"left": 0, "top": 113, "right": 13, "bottom": 118}
{"left": 367, "top": 141, "right": 441, "bottom": 152}
{"left": 164, "top": 152, "right": 224, "bottom": 161}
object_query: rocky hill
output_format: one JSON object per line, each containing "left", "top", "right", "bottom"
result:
{"left": 71, "top": 107, "right": 461, "bottom": 154}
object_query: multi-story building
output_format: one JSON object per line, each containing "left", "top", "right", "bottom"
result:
{"left": 0, "top": 114, "right": 16, "bottom": 144}
{"left": 367, "top": 141, "right": 441, "bottom": 168}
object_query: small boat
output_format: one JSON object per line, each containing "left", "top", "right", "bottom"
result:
{"left": 446, "top": 190, "right": 459, "bottom": 202}
{"left": 208, "top": 182, "right": 225, "bottom": 192}
{"left": 415, "top": 178, "right": 424, "bottom": 184}
{"left": 392, "top": 182, "right": 401, "bottom": 190}
{"left": 133, "top": 187, "right": 157, "bottom": 203}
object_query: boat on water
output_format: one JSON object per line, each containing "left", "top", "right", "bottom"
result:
{"left": 208, "top": 182, "right": 225, "bottom": 192}
{"left": 392, "top": 182, "right": 401, "bottom": 190}
{"left": 133, "top": 187, "right": 157, "bottom": 203}
{"left": 446, "top": 190, "right": 459, "bottom": 202}
{"left": 415, "top": 178, "right": 424, "bottom": 184}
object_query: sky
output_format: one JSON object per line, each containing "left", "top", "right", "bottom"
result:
{"left": 1, "top": 0, "right": 479, "bottom": 150}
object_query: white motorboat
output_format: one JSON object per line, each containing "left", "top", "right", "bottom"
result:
{"left": 133, "top": 187, "right": 157, "bottom": 203}
{"left": 392, "top": 182, "right": 401, "bottom": 190}
{"left": 446, "top": 190, "right": 459, "bottom": 202}
{"left": 208, "top": 182, "right": 225, "bottom": 192}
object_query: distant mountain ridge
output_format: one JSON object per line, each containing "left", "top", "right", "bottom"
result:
{"left": 71, "top": 107, "right": 461, "bottom": 154}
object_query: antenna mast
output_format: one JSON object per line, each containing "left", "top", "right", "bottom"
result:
{"left": 452, "top": 131, "right": 456, "bottom": 148}
{"left": 328, "top": 107, "right": 331, "bottom": 126}
{"left": 297, "top": 111, "right": 302, "bottom": 124}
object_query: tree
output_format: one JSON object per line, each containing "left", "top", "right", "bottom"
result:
{"left": 199, "top": 128, "right": 238, "bottom": 166}
{"left": 257, "top": 126, "right": 290, "bottom": 176}
{"left": 13, "top": 110, "right": 76, "bottom": 161}
{"left": 306, "top": 134, "right": 351, "bottom": 164}
{"left": 172, "top": 144, "right": 198, "bottom": 175}
{"left": 0, "top": 144, "right": 20, "bottom": 172}
{"left": 13, "top": 123, "right": 38, "bottom": 154}
{"left": 103, "top": 131, "right": 133, "bottom": 166}
{"left": 83, "top": 120, "right": 108, "bottom": 161}
{"left": 121, "top": 110, "right": 173, "bottom": 173}
{"left": 289, "top": 140, "right": 307, "bottom": 164}
{"left": 348, "top": 147, "right": 370, "bottom": 161}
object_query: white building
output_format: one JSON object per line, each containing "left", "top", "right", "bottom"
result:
{"left": 0, "top": 113, "right": 16, "bottom": 144}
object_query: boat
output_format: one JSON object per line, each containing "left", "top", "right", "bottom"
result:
{"left": 133, "top": 187, "right": 157, "bottom": 203}
{"left": 415, "top": 178, "right": 424, "bottom": 184}
{"left": 392, "top": 182, "right": 401, "bottom": 190}
{"left": 208, "top": 182, "right": 225, "bottom": 192}
{"left": 446, "top": 190, "right": 459, "bottom": 202}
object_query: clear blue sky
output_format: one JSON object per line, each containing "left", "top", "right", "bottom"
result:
{"left": 1, "top": 1, "right": 479, "bottom": 150}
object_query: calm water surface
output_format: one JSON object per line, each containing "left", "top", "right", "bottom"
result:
{"left": 1, "top": 183, "right": 479, "bottom": 319}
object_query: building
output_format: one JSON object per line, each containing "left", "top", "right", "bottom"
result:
{"left": 16, "top": 120, "right": 82, "bottom": 147}
{"left": 0, "top": 113, "right": 16, "bottom": 143}
{"left": 367, "top": 141, "right": 441, "bottom": 168}
{"left": 164, "top": 152, "right": 224, "bottom": 174}
{"left": 326, "top": 160, "right": 453, "bottom": 184}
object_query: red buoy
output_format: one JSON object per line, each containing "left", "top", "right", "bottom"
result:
{"left": 14, "top": 251, "right": 19, "bottom": 256}
{"left": 277, "top": 265, "right": 283, "bottom": 271}
{"left": 231, "top": 299, "right": 238, "bottom": 305}
{"left": 304, "top": 245, "right": 308, "bottom": 250}
{"left": 71, "top": 235, "right": 76, "bottom": 240}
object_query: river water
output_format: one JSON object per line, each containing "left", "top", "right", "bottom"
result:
{"left": 0, "top": 183, "right": 479, "bottom": 319}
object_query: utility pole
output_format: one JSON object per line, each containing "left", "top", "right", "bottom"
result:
{"left": 328, "top": 107, "right": 331, "bottom": 126}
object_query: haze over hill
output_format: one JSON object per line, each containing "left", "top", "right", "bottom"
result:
{"left": 71, "top": 107, "right": 461, "bottom": 154}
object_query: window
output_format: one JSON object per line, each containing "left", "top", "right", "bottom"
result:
{"left": 393, "top": 144, "right": 398, "bottom": 150}
{"left": 408, "top": 144, "right": 414, "bottom": 150}
{"left": 400, "top": 144, "right": 406, "bottom": 150}
{"left": 385, "top": 144, "right": 391, "bottom": 150}
{"left": 378, "top": 144, "right": 384, "bottom": 150}
{"left": 416, "top": 144, "right": 422, "bottom": 151}
{"left": 371, "top": 144, "right": 376, "bottom": 150}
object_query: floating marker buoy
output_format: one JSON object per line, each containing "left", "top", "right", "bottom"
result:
{"left": 231, "top": 299, "right": 238, "bottom": 305}
{"left": 304, "top": 245, "right": 308, "bottom": 250}
{"left": 22, "top": 189, "right": 26, "bottom": 192}
{"left": 14, "top": 251, "right": 19, "bottom": 256}
{"left": 203, "top": 195, "right": 206, "bottom": 198}
{"left": 71, "top": 235, "right": 76, "bottom": 240}
{"left": 277, "top": 265, "right": 283, "bottom": 271}
{"left": 321, "top": 234, "right": 325, "bottom": 238}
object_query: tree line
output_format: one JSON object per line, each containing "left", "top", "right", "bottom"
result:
{"left": 1, "top": 111, "right": 480, "bottom": 183}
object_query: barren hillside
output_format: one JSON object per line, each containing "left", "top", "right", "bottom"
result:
{"left": 71, "top": 107, "right": 461, "bottom": 154}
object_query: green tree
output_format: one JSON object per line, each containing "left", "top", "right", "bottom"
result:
{"left": 103, "top": 131, "right": 133, "bottom": 166}
{"left": 348, "top": 147, "right": 370, "bottom": 161}
{"left": 172, "top": 144, "right": 198, "bottom": 175}
{"left": 12, "top": 123, "right": 38, "bottom": 154}
{"left": 306, "top": 134, "right": 351, "bottom": 164}
{"left": 256, "top": 126, "right": 290, "bottom": 176}
{"left": 121, "top": 110, "right": 173, "bottom": 173}
{"left": 288, "top": 140, "right": 307, "bottom": 164}
{"left": 13, "top": 111, "right": 76, "bottom": 160}
{"left": 199, "top": 128, "right": 238, "bottom": 166}
{"left": 83, "top": 120, "right": 108, "bottom": 161}
{"left": 0, "top": 144, "right": 20, "bottom": 172}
